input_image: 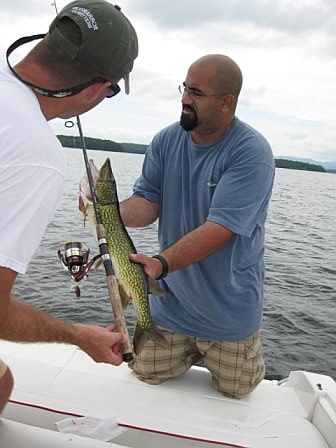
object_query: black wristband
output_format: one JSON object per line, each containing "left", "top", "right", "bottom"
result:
{"left": 152, "top": 254, "right": 169, "bottom": 279}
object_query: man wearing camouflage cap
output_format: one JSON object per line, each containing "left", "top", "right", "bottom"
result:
{"left": 0, "top": 0, "right": 138, "bottom": 413}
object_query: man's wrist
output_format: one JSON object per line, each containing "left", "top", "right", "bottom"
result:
{"left": 152, "top": 254, "right": 169, "bottom": 279}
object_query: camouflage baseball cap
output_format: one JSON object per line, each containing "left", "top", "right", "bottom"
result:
{"left": 48, "top": 0, "right": 138, "bottom": 93}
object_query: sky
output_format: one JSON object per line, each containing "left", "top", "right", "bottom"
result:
{"left": 1, "top": 0, "right": 336, "bottom": 162}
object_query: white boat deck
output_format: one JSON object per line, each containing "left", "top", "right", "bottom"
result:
{"left": 0, "top": 340, "right": 335, "bottom": 447}
{"left": 0, "top": 418, "right": 124, "bottom": 448}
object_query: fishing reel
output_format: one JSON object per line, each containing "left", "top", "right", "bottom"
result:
{"left": 58, "top": 241, "right": 101, "bottom": 297}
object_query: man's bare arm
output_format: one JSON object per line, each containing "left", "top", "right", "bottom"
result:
{"left": 130, "top": 221, "right": 235, "bottom": 279}
{"left": 120, "top": 196, "right": 159, "bottom": 227}
{"left": 0, "top": 267, "right": 127, "bottom": 365}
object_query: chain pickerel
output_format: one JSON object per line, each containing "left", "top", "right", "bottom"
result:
{"left": 79, "top": 157, "right": 168, "bottom": 355}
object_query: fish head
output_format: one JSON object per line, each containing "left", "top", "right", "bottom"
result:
{"left": 99, "top": 158, "right": 115, "bottom": 183}
{"left": 95, "top": 158, "right": 118, "bottom": 206}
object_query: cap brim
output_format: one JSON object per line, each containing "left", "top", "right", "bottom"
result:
{"left": 124, "top": 74, "right": 130, "bottom": 94}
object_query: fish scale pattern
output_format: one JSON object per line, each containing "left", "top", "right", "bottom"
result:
{"left": 98, "top": 202, "right": 153, "bottom": 329}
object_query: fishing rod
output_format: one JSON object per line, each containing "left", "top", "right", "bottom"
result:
{"left": 69, "top": 117, "right": 133, "bottom": 363}
{"left": 51, "top": 1, "right": 58, "bottom": 14}
{"left": 51, "top": 0, "right": 133, "bottom": 362}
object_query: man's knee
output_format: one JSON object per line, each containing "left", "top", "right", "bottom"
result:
{"left": 212, "top": 373, "right": 263, "bottom": 399}
{"left": 211, "top": 354, "right": 265, "bottom": 399}
{"left": 205, "top": 332, "right": 265, "bottom": 399}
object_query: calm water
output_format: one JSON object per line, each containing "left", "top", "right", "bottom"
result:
{"left": 13, "top": 148, "right": 336, "bottom": 380}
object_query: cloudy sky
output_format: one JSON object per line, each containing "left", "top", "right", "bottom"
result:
{"left": 1, "top": 0, "right": 336, "bottom": 161}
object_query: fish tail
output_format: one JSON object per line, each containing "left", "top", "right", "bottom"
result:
{"left": 133, "top": 322, "right": 170, "bottom": 355}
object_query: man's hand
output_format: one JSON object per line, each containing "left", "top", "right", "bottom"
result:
{"left": 129, "top": 253, "right": 163, "bottom": 280}
{"left": 73, "top": 323, "right": 128, "bottom": 365}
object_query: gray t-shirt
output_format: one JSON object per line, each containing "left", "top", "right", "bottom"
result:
{"left": 133, "top": 118, "right": 274, "bottom": 341}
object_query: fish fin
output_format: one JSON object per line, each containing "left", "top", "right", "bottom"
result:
{"left": 93, "top": 258, "right": 102, "bottom": 271}
{"left": 147, "top": 277, "right": 166, "bottom": 296}
{"left": 133, "top": 322, "right": 170, "bottom": 355}
{"left": 118, "top": 285, "right": 131, "bottom": 309}
{"left": 82, "top": 206, "right": 90, "bottom": 229}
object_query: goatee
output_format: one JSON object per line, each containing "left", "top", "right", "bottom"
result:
{"left": 180, "top": 107, "right": 198, "bottom": 131}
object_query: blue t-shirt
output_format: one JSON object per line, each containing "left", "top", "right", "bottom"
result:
{"left": 133, "top": 118, "right": 275, "bottom": 341}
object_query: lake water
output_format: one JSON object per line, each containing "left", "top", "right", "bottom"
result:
{"left": 13, "top": 148, "right": 336, "bottom": 380}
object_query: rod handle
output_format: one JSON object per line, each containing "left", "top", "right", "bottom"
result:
{"left": 105, "top": 275, "right": 134, "bottom": 362}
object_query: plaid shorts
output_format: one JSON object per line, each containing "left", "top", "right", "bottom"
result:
{"left": 129, "top": 327, "right": 265, "bottom": 399}
{"left": 0, "top": 359, "right": 8, "bottom": 380}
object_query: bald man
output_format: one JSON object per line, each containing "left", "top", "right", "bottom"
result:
{"left": 120, "top": 54, "right": 275, "bottom": 399}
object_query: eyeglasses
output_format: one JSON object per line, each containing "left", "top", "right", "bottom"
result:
{"left": 178, "top": 84, "right": 229, "bottom": 100}
{"left": 6, "top": 34, "right": 120, "bottom": 99}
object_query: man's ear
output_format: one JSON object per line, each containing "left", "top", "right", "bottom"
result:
{"left": 85, "top": 81, "right": 110, "bottom": 102}
{"left": 220, "top": 94, "right": 235, "bottom": 112}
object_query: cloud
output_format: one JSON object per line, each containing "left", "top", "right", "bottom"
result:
{"left": 284, "top": 131, "right": 307, "bottom": 141}
{"left": 125, "top": 0, "right": 331, "bottom": 32}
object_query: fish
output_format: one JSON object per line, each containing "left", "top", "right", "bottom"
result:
{"left": 79, "top": 157, "right": 169, "bottom": 355}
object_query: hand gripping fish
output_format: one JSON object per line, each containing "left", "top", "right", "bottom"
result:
{"left": 79, "top": 157, "right": 169, "bottom": 355}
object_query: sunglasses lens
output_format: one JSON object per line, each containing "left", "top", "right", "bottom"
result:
{"left": 106, "top": 84, "right": 121, "bottom": 98}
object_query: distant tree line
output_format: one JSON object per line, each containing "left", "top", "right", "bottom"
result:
{"left": 57, "top": 135, "right": 147, "bottom": 154}
{"left": 57, "top": 135, "right": 326, "bottom": 172}
{"left": 275, "top": 158, "right": 325, "bottom": 172}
